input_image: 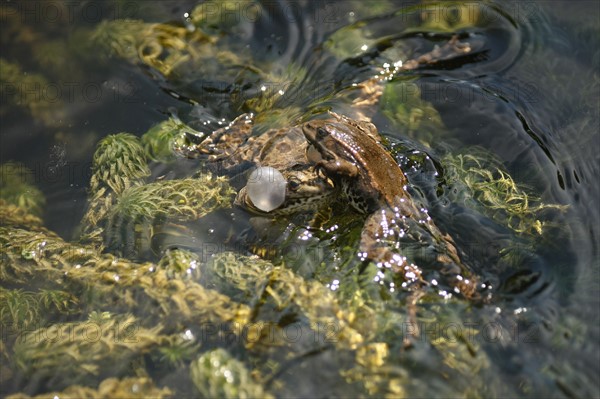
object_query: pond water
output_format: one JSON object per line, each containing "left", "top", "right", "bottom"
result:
{"left": 1, "top": 1, "right": 598, "bottom": 398}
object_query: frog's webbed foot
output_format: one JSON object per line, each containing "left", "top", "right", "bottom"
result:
{"left": 402, "top": 35, "right": 473, "bottom": 71}
{"left": 349, "top": 36, "right": 474, "bottom": 121}
{"left": 426, "top": 226, "right": 482, "bottom": 300}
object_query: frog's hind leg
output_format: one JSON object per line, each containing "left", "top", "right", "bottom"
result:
{"left": 358, "top": 209, "right": 428, "bottom": 346}
{"left": 188, "top": 113, "right": 255, "bottom": 162}
{"left": 359, "top": 206, "right": 481, "bottom": 300}
{"left": 358, "top": 208, "right": 426, "bottom": 284}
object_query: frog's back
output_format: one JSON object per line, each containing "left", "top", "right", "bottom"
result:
{"left": 257, "top": 126, "right": 308, "bottom": 170}
{"left": 326, "top": 117, "right": 410, "bottom": 208}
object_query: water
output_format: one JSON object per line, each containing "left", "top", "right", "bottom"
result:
{"left": 1, "top": 1, "right": 598, "bottom": 397}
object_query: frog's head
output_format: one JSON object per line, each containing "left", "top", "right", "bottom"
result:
{"left": 235, "top": 166, "right": 335, "bottom": 216}
{"left": 301, "top": 112, "right": 379, "bottom": 163}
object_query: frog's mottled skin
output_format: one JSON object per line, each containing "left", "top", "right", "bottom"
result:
{"left": 183, "top": 113, "right": 335, "bottom": 215}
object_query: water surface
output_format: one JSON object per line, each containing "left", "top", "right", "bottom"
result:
{"left": 1, "top": 1, "right": 598, "bottom": 397}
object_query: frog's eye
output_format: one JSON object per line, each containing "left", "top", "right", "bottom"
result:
{"left": 288, "top": 178, "right": 301, "bottom": 191}
{"left": 316, "top": 127, "right": 329, "bottom": 140}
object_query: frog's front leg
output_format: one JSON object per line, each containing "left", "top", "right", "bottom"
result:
{"left": 315, "top": 157, "right": 360, "bottom": 180}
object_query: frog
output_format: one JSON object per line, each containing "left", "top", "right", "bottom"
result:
{"left": 178, "top": 35, "right": 480, "bottom": 297}
{"left": 178, "top": 113, "right": 336, "bottom": 216}
{"left": 302, "top": 112, "right": 480, "bottom": 298}
{"left": 182, "top": 111, "right": 479, "bottom": 296}
{"left": 335, "top": 35, "right": 474, "bottom": 121}
{"left": 182, "top": 35, "right": 474, "bottom": 217}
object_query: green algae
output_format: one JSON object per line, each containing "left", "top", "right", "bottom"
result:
{"left": 0, "top": 59, "right": 66, "bottom": 127}
{"left": 6, "top": 377, "right": 172, "bottom": 399}
{"left": 443, "top": 150, "right": 568, "bottom": 236}
{"left": 381, "top": 79, "right": 446, "bottom": 142}
{"left": 0, "top": 163, "right": 46, "bottom": 218}
{"left": 0, "top": 2, "right": 579, "bottom": 398}
{"left": 190, "top": 348, "right": 273, "bottom": 399}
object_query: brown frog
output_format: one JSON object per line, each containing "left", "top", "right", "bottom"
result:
{"left": 303, "top": 112, "right": 480, "bottom": 298}
{"left": 179, "top": 36, "right": 480, "bottom": 297}
{"left": 178, "top": 113, "right": 335, "bottom": 216}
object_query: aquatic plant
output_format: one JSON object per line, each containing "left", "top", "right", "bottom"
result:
{"left": 104, "top": 175, "right": 234, "bottom": 257}
{"left": 6, "top": 377, "right": 172, "bottom": 399}
{"left": 0, "top": 225, "right": 251, "bottom": 328}
{"left": 12, "top": 314, "right": 161, "bottom": 386}
{"left": 0, "top": 288, "right": 78, "bottom": 329}
{"left": 443, "top": 151, "right": 568, "bottom": 235}
{"left": 153, "top": 332, "right": 199, "bottom": 368}
{"left": 141, "top": 117, "right": 202, "bottom": 163}
{"left": 91, "top": 12, "right": 260, "bottom": 88}
{"left": 207, "top": 252, "right": 368, "bottom": 350}
{"left": 190, "top": 0, "right": 261, "bottom": 34}
{"left": 417, "top": 2, "right": 483, "bottom": 32}
{"left": 0, "top": 226, "right": 94, "bottom": 285}
{"left": 0, "top": 200, "right": 44, "bottom": 231}
{"left": 0, "top": 163, "right": 46, "bottom": 218}
{"left": 80, "top": 127, "right": 236, "bottom": 256}
{"left": 90, "top": 4, "right": 287, "bottom": 114}
{"left": 2, "top": 2, "right": 585, "bottom": 397}
{"left": 190, "top": 348, "right": 273, "bottom": 399}
{"left": 112, "top": 176, "right": 233, "bottom": 221}
{"left": 341, "top": 342, "right": 407, "bottom": 398}
{"left": 89, "top": 133, "right": 150, "bottom": 197}
{"left": 92, "top": 18, "right": 215, "bottom": 77}
{"left": 80, "top": 133, "right": 150, "bottom": 245}
{"left": 157, "top": 248, "right": 202, "bottom": 281}
{"left": 324, "top": 22, "right": 379, "bottom": 60}
{"left": 0, "top": 289, "right": 39, "bottom": 328}
{"left": 381, "top": 79, "right": 446, "bottom": 142}
{"left": 244, "top": 65, "right": 308, "bottom": 116}
{"left": 0, "top": 59, "right": 65, "bottom": 127}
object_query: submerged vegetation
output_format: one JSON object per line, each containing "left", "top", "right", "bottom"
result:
{"left": 443, "top": 151, "right": 569, "bottom": 236}
{"left": 0, "top": 163, "right": 46, "bottom": 218}
{"left": 0, "top": 102, "right": 566, "bottom": 398}
{"left": 0, "top": 60, "right": 66, "bottom": 127}
{"left": 1, "top": 0, "right": 590, "bottom": 398}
